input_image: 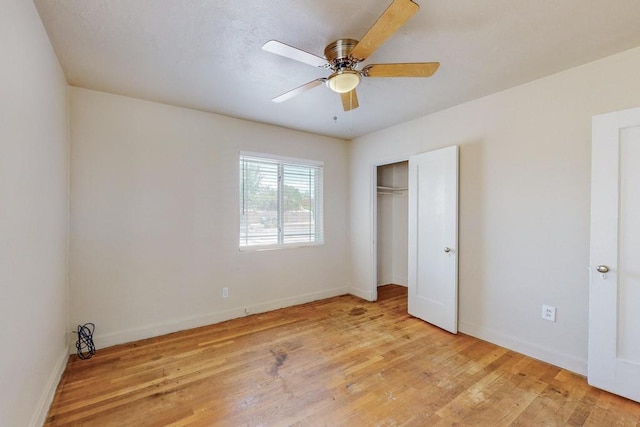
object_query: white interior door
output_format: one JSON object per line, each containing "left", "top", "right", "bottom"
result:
{"left": 408, "top": 145, "right": 458, "bottom": 333}
{"left": 589, "top": 107, "right": 640, "bottom": 403}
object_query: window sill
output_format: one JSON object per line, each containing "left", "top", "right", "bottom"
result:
{"left": 239, "top": 241, "right": 325, "bottom": 252}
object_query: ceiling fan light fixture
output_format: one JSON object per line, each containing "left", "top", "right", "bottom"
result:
{"left": 327, "top": 70, "right": 360, "bottom": 93}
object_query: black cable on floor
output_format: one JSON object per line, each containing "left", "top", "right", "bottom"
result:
{"left": 75, "top": 323, "right": 96, "bottom": 360}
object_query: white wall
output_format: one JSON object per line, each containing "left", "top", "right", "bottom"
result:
{"left": 349, "top": 46, "right": 640, "bottom": 375}
{"left": 376, "top": 162, "right": 408, "bottom": 286}
{"left": 69, "top": 88, "right": 350, "bottom": 348}
{"left": 0, "top": 1, "right": 69, "bottom": 426}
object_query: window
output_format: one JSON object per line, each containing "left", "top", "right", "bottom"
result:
{"left": 240, "top": 153, "right": 323, "bottom": 248}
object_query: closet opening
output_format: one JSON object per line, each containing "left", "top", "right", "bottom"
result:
{"left": 374, "top": 160, "right": 409, "bottom": 300}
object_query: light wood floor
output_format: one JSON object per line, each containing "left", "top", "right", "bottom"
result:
{"left": 46, "top": 285, "right": 640, "bottom": 426}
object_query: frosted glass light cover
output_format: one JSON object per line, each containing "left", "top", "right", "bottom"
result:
{"left": 327, "top": 71, "right": 360, "bottom": 93}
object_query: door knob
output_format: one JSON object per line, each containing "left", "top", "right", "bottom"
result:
{"left": 444, "top": 247, "right": 451, "bottom": 253}
{"left": 596, "top": 265, "right": 609, "bottom": 273}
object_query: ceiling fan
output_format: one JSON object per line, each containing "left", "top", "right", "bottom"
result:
{"left": 262, "top": 0, "right": 439, "bottom": 111}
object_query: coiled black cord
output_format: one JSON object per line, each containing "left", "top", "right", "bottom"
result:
{"left": 75, "top": 323, "right": 96, "bottom": 360}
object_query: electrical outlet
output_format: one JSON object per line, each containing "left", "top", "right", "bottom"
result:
{"left": 542, "top": 304, "right": 556, "bottom": 322}
{"left": 222, "top": 287, "right": 228, "bottom": 298}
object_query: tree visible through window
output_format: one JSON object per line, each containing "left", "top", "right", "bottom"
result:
{"left": 240, "top": 153, "right": 323, "bottom": 248}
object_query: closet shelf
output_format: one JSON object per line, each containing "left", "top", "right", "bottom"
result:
{"left": 378, "top": 185, "right": 408, "bottom": 194}
{"left": 378, "top": 185, "right": 409, "bottom": 191}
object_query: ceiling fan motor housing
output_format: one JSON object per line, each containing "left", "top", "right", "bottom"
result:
{"left": 324, "top": 39, "right": 360, "bottom": 71}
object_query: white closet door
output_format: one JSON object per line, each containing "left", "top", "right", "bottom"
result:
{"left": 408, "top": 146, "right": 458, "bottom": 333}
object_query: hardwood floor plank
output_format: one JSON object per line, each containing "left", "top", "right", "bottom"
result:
{"left": 46, "top": 285, "right": 640, "bottom": 426}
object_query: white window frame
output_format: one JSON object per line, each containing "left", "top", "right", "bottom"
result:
{"left": 239, "top": 151, "right": 324, "bottom": 251}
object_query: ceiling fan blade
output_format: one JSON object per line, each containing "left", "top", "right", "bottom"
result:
{"left": 341, "top": 89, "right": 359, "bottom": 111}
{"left": 350, "top": 0, "right": 419, "bottom": 61}
{"left": 364, "top": 62, "right": 440, "bottom": 77}
{"left": 262, "top": 40, "right": 327, "bottom": 68}
{"left": 272, "top": 78, "right": 326, "bottom": 103}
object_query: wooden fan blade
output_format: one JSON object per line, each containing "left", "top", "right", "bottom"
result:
{"left": 262, "top": 40, "right": 327, "bottom": 68}
{"left": 272, "top": 79, "right": 326, "bottom": 103}
{"left": 350, "top": 0, "right": 419, "bottom": 61}
{"left": 341, "top": 89, "right": 359, "bottom": 111}
{"left": 364, "top": 62, "right": 440, "bottom": 77}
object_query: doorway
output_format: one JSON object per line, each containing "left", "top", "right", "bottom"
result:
{"left": 371, "top": 146, "right": 459, "bottom": 333}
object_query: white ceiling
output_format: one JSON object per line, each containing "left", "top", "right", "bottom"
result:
{"left": 35, "top": 0, "right": 640, "bottom": 140}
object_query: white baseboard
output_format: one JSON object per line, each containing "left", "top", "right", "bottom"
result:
{"left": 83, "top": 286, "right": 349, "bottom": 351}
{"left": 459, "top": 321, "right": 587, "bottom": 376}
{"left": 349, "top": 286, "right": 375, "bottom": 301}
{"left": 30, "top": 348, "right": 68, "bottom": 427}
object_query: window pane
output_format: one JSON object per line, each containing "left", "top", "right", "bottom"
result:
{"left": 282, "top": 164, "right": 320, "bottom": 244}
{"left": 240, "top": 158, "right": 279, "bottom": 246}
